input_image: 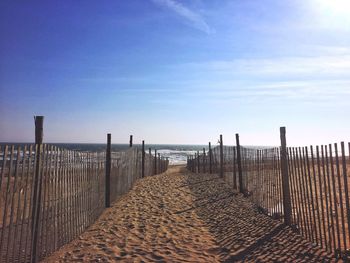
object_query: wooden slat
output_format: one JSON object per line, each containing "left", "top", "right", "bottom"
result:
{"left": 23, "top": 145, "right": 34, "bottom": 262}
{"left": 12, "top": 145, "right": 27, "bottom": 261}
{"left": 310, "top": 146, "right": 323, "bottom": 248}
{"left": 342, "top": 143, "right": 350, "bottom": 252}
{"left": 6, "top": 146, "right": 21, "bottom": 262}
{"left": 324, "top": 145, "right": 337, "bottom": 254}
{"left": 288, "top": 148, "right": 299, "bottom": 227}
{"left": 317, "top": 145, "right": 329, "bottom": 251}
{"left": 0, "top": 146, "right": 14, "bottom": 260}
{"left": 334, "top": 143, "right": 347, "bottom": 254}
{"left": 329, "top": 144, "right": 341, "bottom": 255}
{"left": 300, "top": 147, "right": 314, "bottom": 243}
{"left": 306, "top": 147, "right": 318, "bottom": 244}
{"left": 40, "top": 144, "right": 50, "bottom": 258}
{"left": 17, "top": 145, "right": 30, "bottom": 262}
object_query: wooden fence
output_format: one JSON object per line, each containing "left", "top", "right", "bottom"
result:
{"left": 0, "top": 118, "right": 169, "bottom": 263}
{"left": 187, "top": 128, "right": 350, "bottom": 260}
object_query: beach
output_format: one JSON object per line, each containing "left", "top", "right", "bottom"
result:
{"left": 42, "top": 166, "right": 337, "bottom": 262}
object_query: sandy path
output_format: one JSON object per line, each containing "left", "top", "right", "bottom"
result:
{"left": 42, "top": 166, "right": 337, "bottom": 262}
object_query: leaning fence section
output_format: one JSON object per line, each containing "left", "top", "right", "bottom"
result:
{"left": 187, "top": 134, "right": 350, "bottom": 260}
{"left": 0, "top": 144, "right": 169, "bottom": 263}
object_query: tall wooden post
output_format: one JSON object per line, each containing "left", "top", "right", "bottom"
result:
{"left": 280, "top": 127, "right": 292, "bottom": 225}
{"left": 236, "top": 133, "right": 243, "bottom": 193}
{"left": 158, "top": 153, "right": 161, "bottom": 173}
{"left": 34, "top": 116, "right": 44, "bottom": 144}
{"left": 149, "top": 148, "right": 152, "bottom": 175}
{"left": 142, "top": 140, "right": 145, "bottom": 178}
{"left": 194, "top": 155, "right": 196, "bottom": 173}
{"left": 154, "top": 149, "right": 157, "bottom": 175}
{"left": 191, "top": 156, "right": 194, "bottom": 172}
{"left": 105, "top": 133, "right": 111, "bottom": 207}
{"left": 31, "top": 116, "right": 44, "bottom": 263}
{"left": 233, "top": 147, "right": 237, "bottom": 190}
{"left": 220, "top": 135, "right": 223, "bottom": 178}
{"left": 203, "top": 148, "right": 206, "bottom": 173}
{"left": 209, "top": 142, "right": 212, "bottom": 174}
{"left": 129, "top": 135, "right": 133, "bottom": 147}
{"left": 197, "top": 150, "right": 200, "bottom": 173}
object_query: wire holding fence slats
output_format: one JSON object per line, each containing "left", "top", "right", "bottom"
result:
{"left": 0, "top": 144, "right": 169, "bottom": 263}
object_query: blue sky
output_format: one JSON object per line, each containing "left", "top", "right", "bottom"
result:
{"left": 1, "top": 0, "right": 349, "bottom": 146}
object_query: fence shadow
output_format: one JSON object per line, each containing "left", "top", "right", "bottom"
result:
{"left": 185, "top": 171, "right": 336, "bottom": 262}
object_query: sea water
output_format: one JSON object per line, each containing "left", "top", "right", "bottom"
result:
{"left": 0, "top": 143, "right": 210, "bottom": 165}
{"left": 76, "top": 144, "right": 209, "bottom": 165}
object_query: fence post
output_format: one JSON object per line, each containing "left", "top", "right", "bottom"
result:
{"left": 194, "top": 155, "right": 196, "bottom": 173}
{"left": 154, "top": 149, "right": 157, "bottom": 174}
{"left": 280, "top": 127, "right": 292, "bottom": 226}
{"left": 194, "top": 153, "right": 196, "bottom": 173}
{"left": 31, "top": 116, "right": 44, "bottom": 263}
{"left": 233, "top": 146, "right": 237, "bottom": 190}
{"left": 236, "top": 133, "right": 243, "bottom": 193}
{"left": 149, "top": 148, "right": 152, "bottom": 175}
{"left": 160, "top": 157, "right": 163, "bottom": 172}
{"left": 220, "top": 135, "right": 223, "bottom": 178}
{"left": 209, "top": 142, "right": 212, "bottom": 174}
{"left": 129, "top": 135, "right": 133, "bottom": 147}
{"left": 203, "top": 148, "right": 206, "bottom": 173}
{"left": 142, "top": 140, "right": 145, "bottom": 178}
{"left": 197, "top": 150, "right": 200, "bottom": 173}
{"left": 105, "top": 133, "right": 111, "bottom": 208}
{"left": 191, "top": 155, "right": 194, "bottom": 172}
{"left": 158, "top": 153, "right": 161, "bottom": 173}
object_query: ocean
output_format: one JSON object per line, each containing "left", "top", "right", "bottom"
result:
{"left": 0, "top": 143, "right": 211, "bottom": 165}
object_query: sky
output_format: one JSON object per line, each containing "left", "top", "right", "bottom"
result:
{"left": 0, "top": 0, "right": 350, "bottom": 146}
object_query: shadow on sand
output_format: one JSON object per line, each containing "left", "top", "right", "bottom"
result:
{"left": 184, "top": 170, "right": 337, "bottom": 262}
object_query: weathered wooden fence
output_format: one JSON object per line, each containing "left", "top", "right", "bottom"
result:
{"left": 0, "top": 118, "right": 169, "bottom": 263}
{"left": 187, "top": 128, "right": 350, "bottom": 260}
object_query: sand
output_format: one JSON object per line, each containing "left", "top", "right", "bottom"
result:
{"left": 42, "top": 166, "right": 339, "bottom": 262}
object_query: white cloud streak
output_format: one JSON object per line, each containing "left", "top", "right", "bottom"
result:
{"left": 151, "top": 0, "right": 214, "bottom": 34}
{"left": 180, "top": 55, "right": 350, "bottom": 77}
{"left": 164, "top": 54, "right": 350, "bottom": 104}
{"left": 186, "top": 80, "right": 350, "bottom": 99}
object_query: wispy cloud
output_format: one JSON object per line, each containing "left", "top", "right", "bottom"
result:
{"left": 151, "top": 0, "right": 214, "bottom": 34}
{"left": 186, "top": 80, "right": 350, "bottom": 99}
{"left": 179, "top": 55, "right": 350, "bottom": 77}
{"left": 161, "top": 52, "right": 350, "bottom": 105}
